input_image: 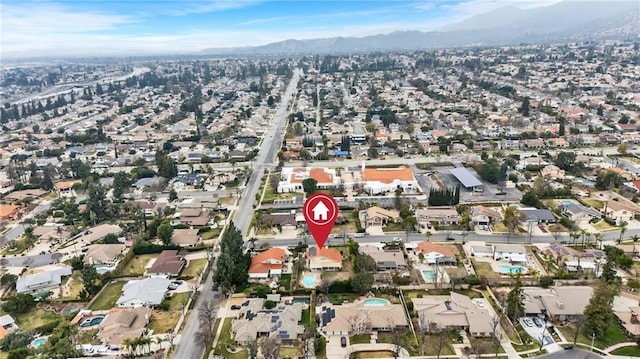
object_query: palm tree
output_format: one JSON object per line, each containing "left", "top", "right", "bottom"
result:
{"left": 569, "top": 231, "right": 580, "bottom": 248}
{"left": 579, "top": 229, "right": 587, "bottom": 249}
{"left": 425, "top": 231, "right": 432, "bottom": 241}
{"left": 595, "top": 233, "right": 604, "bottom": 250}
{"left": 619, "top": 221, "right": 628, "bottom": 243}
{"left": 632, "top": 235, "right": 639, "bottom": 257}
{"left": 122, "top": 338, "right": 135, "bottom": 358}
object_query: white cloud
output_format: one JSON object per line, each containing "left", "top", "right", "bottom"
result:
{"left": 159, "top": 0, "right": 262, "bottom": 16}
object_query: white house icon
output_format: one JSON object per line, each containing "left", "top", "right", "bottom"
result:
{"left": 312, "top": 201, "right": 330, "bottom": 221}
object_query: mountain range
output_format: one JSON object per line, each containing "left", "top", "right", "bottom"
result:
{"left": 201, "top": 1, "right": 639, "bottom": 55}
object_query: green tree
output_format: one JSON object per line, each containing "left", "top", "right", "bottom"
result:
{"left": 506, "top": 277, "right": 524, "bottom": 321}
{"left": 346, "top": 238, "right": 359, "bottom": 257}
{"left": 367, "top": 146, "right": 379, "bottom": 159}
{"left": 86, "top": 184, "right": 108, "bottom": 224}
{"left": 157, "top": 220, "right": 174, "bottom": 245}
{"left": 168, "top": 188, "right": 178, "bottom": 202}
{"left": 353, "top": 255, "right": 376, "bottom": 273}
{"left": 595, "top": 171, "right": 623, "bottom": 190}
{"left": 503, "top": 207, "right": 524, "bottom": 243}
{"left": 351, "top": 272, "right": 374, "bottom": 294}
{"left": 1, "top": 294, "right": 35, "bottom": 314}
{"left": 112, "top": 171, "right": 130, "bottom": 201}
{"left": 583, "top": 281, "right": 615, "bottom": 337}
{"left": 82, "top": 265, "right": 101, "bottom": 296}
{"left": 554, "top": 151, "right": 577, "bottom": 171}
{"left": 213, "top": 221, "right": 250, "bottom": 295}
{"left": 519, "top": 96, "right": 530, "bottom": 116}
{"left": 302, "top": 178, "right": 318, "bottom": 196}
{"left": 1, "top": 330, "right": 32, "bottom": 351}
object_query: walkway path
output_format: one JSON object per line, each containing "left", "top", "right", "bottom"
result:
{"left": 604, "top": 341, "right": 638, "bottom": 353}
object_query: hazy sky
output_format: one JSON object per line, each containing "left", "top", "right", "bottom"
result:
{"left": 1, "top": 0, "right": 563, "bottom": 57}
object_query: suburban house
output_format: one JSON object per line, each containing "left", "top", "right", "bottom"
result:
{"left": 174, "top": 208, "right": 209, "bottom": 226}
{"left": 522, "top": 286, "right": 593, "bottom": 322}
{"left": 99, "top": 307, "right": 152, "bottom": 349}
{"left": 306, "top": 246, "right": 343, "bottom": 271}
{"left": 415, "top": 242, "right": 457, "bottom": 266}
{"left": 55, "top": 179, "right": 82, "bottom": 195}
{"left": 413, "top": 292, "right": 493, "bottom": 337}
{"left": 16, "top": 266, "right": 73, "bottom": 294}
{"left": 415, "top": 207, "right": 460, "bottom": 232}
{"left": 231, "top": 300, "right": 304, "bottom": 343}
{"left": 546, "top": 243, "right": 581, "bottom": 261}
{"left": 540, "top": 165, "right": 565, "bottom": 180}
{"left": 248, "top": 247, "right": 289, "bottom": 280}
{"left": 260, "top": 213, "right": 297, "bottom": 232}
{"left": 277, "top": 167, "right": 340, "bottom": 193}
{"left": 470, "top": 245, "right": 494, "bottom": 258}
{"left": 471, "top": 206, "right": 502, "bottom": 227}
{"left": 602, "top": 200, "right": 637, "bottom": 224}
{"left": 360, "top": 206, "right": 401, "bottom": 228}
{"left": 558, "top": 200, "right": 601, "bottom": 224}
{"left": 520, "top": 209, "right": 557, "bottom": 224}
{"left": 76, "top": 224, "right": 123, "bottom": 245}
{"left": 83, "top": 244, "right": 126, "bottom": 266}
{"left": 0, "top": 204, "right": 20, "bottom": 220}
{"left": 615, "top": 306, "right": 640, "bottom": 339}
{"left": 171, "top": 228, "right": 201, "bottom": 247}
{"left": 146, "top": 250, "right": 186, "bottom": 277}
{"left": 116, "top": 277, "right": 171, "bottom": 308}
{"left": 361, "top": 165, "right": 418, "bottom": 194}
{"left": 358, "top": 245, "right": 407, "bottom": 271}
{"left": 0, "top": 315, "right": 17, "bottom": 340}
{"left": 493, "top": 244, "right": 527, "bottom": 264}
{"left": 319, "top": 298, "right": 409, "bottom": 336}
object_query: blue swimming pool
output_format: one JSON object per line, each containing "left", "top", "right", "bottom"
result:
{"left": 422, "top": 270, "right": 436, "bottom": 283}
{"left": 32, "top": 338, "right": 46, "bottom": 348}
{"left": 80, "top": 316, "right": 104, "bottom": 327}
{"left": 301, "top": 274, "right": 317, "bottom": 288}
{"left": 498, "top": 265, "right": 527, "bottom": 274}
{"left": 363, "top": 298, "right": 390, "bottom": 306}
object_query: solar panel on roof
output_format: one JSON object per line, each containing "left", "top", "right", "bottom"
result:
{"left": 450, "top": 168, "right": 483, "bottom": 188}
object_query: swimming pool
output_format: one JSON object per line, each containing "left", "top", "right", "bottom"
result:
{"left": 422, "top": 270, "right": 436, "bottom": 283}
{"left": 497, "top": 265, "right": 527, "bottom": 274}
{"left": 301, "top": 274, "right": 317, "bottom": 288}
{"left": 32, "top": 338, "right": 47, "bottom": 348}
{"left": 292, "top": 297, "right": 310, "bottom": 304}
{"left": 363, "top": 298, "right": 390, "bottom": 306}
{"left": 96, "top": 267, "right": 113, "bottom": 275}
{"left": 80, "top": 316, "right": 104, "bottom": 327}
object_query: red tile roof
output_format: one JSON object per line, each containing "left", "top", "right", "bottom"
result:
{"left": 415, "top": 241, "right": 455, "bottom": 257}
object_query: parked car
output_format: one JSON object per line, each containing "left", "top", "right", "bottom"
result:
{"left": 231, "top": 305, "right": 241, "bottom": 310}
{"left": 168, "top": 283, "right": 179, "bottom": 290}
{"left": 242, "top": 300, "right": 249, "bottom": 306}
{"left": 533, "top": 318, "right": 543, "bottom": 327}
{"left": 340, "top": 337, "right": 347, "bottom": 348}
{"left": 354, "top": 233, "right": 365, "bottom": 238}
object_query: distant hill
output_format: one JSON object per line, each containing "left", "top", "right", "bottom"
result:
{"left": 201, "top": 1, "right": 639, "bottom": 55}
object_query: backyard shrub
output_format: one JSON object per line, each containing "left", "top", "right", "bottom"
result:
{"left": 328, "top": 280, "right": 353, "bottom": 293}
{"left": 264, "top": 300, "right": 276, "bottom": 309}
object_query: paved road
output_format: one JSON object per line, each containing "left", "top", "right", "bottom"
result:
{"left": 234, "top": 68, "right": 302, "bottom": 236}
{"left": 2, "top": 201, "right": 52, "bottom": 243}
{"left": 255, "top": 227, "right": 639, "bottom": 247}
{"left": 171, "top": 69, "right": 301, "bottom": 359}
{"left": 2, "top": 253, "right": 55, "bottom": 268}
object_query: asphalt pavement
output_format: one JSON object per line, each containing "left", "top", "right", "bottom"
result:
{"left": 171, "top": 68, "right": 302, "bottom": 359}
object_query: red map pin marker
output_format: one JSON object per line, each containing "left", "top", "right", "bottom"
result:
{"left": 303, "top": 193, "right": 339, "bottom": 249}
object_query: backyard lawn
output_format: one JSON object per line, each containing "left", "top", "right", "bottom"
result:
{"left": 89, "top": 281, "right": 126, "bottom": 310}
{"left": 214, "top": 318, "right": 248, "bottom": 359}
{"left": 200, "top": 229, "right": 221, "bottom": 240}
{"left": 148, "top": 310, "right": 181, "bottom": 334}
{"left": 301, "top": 308, "right": 311, "bottom": 328}
{"left": 15, "top": 307, "right": 60, "bottom": 331}
{"left": 472, "top": 260, "right": 498, "bottom": 278}
{"left": 279, "top": 347, "right": 302, "bottom": 358}
{"left": 62, "top": 270, "right": 84, "bottom": 299}
{"left": 584, "top": 199, "right": 605, "bottom": 209}
{"left": 181, "top": 258, "right": 207, "bottom": 278}
{"left": 121, "top": 254, "right": 157, "bottom": 276}
{"left": 278, "top": 274, "right": 291, "bottom": 290}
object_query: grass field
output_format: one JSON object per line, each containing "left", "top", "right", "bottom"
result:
{"left": 472, "top": 260, "right": 499, "bottom": 278}
{"left": 89, "top": 281, "right": 126, "bottom": 310}
{"left": 611, "top": 346, "right": 640, "bottom": 356}
{"left": 593, "top": 220, "right": 616, "bottom": 231}
{"left": 200, "top": 229, "right": 221, "bottom": 240}
{"left": 350, "top": 334, "right": 371, "bottom": 344}
{"left": 279, "top": 347, "right": 302, "bottom": 358}
{"left": 121, "top": 254, "right": 157, "bottom": 276}
{"left": 181, "top": 258, "right": 207, "bottom": 278}
{"left": 1, "top": 236, "right": 36, "bottom": 255}
{"left": 149, "top": 292, "right": 192, "bottom": 336}
{"left": 558, "top": 317, "right": 627, "bottom": 349}
{"left": 15, "top": 307, "right": 60, "bottom": 331}
{"left": 214, "top": 318, "right": 248, "bottom": 359}
{"left": 584, "top": 199, "right": 605, "bottom": 209}
{"left": 351, "top": 351, "right": 395, "bottom": 358}
{"left": 62, "top": 270, "right": 84, "bottom": 299}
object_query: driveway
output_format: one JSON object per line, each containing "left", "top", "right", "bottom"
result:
{"left": 326, "top": 335, "right": 349, "bottom": 359}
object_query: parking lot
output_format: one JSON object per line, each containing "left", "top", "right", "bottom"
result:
{"left": 520, "top": 316, "right": 554, "bottom": 346}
